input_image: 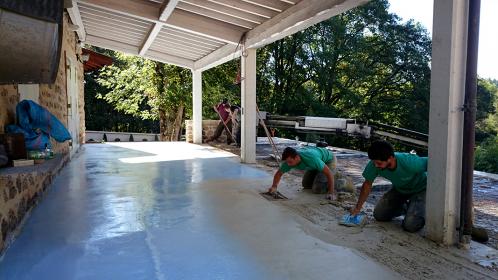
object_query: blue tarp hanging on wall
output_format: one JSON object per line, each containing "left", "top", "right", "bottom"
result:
{"left": 6, "top": 100, "right": 72, "bottom": 150}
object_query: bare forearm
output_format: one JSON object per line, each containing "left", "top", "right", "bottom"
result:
{"left": 322, "top": 166, "right": 334, "bottom": 194}
{"left": 354, "top": 181, "right": 372, "bottom": 212}
{"left": 271, "top": 171, "right": 283, "bottom": 188}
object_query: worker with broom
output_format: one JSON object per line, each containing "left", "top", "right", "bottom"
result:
{"left": 350, "top": 140, "right": 428, "bottom": 232}
{"left": 268, "top": 146, "right": 337, "bottom": 200}
{"left": 224, "top": 103, "right": 241, "bottom": 146}
{"left": 206, "top": 99, "right": 234, "bottom": 145}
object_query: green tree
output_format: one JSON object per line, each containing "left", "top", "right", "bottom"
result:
{"left": 475, "top": 135, "right": 498, "bottom": 173}
{"left": 203, "top": 60, "right": 240, "bottom": 118}
{"left": 257, "top": 0, "right": 432, "bottom": 136}
{"left": 97, "top": 52, "right": 191, "bottom": 140}
{"left": 84, "top": 71, "right": 159, "bottom": 133}
{"left": 476, "top": 78, "right": 498, "bottom": 142}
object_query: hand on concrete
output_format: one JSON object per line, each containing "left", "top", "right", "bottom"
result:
{"left": 325, "top": 193, "right": 336, "bottom": 201}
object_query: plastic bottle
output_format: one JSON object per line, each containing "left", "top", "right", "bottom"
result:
{"left": 44, "top": 144, "right": 54, "bottom": 159}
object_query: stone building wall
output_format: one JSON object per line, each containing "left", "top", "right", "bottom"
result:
{"left": 0, "top": 12, "right": 84, "bottom": 253}
{"left": 0, "top": 12, "right": 85, "bottom": 154}
{"left": 39, "top": 12, "right": 85, "bottom": 154}
{"left": 0, "top": 156, "right": 68, "bottom": 251}
{"left": 0, "top": 85, "right": 19, "bottom": 134}
{"left": 185, "top": 120, "right": 228, "bottom": 143}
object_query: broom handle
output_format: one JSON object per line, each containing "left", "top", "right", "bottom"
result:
{"left": 257, "top": 105, "right": 280, "bottom": 164}
{"left": 214, "top": 106, "right": 237, "bottom": 144}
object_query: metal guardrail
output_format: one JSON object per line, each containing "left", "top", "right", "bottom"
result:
{"left": 263, "top": 114, "right": 428, "bottom": 147}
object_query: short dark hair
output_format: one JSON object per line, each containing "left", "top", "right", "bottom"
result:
{"left": 222, "top": 98, "right": 228, "bottom": 104}
{"left": 368, "top": 140, "right": 394, "bottom": 161}
{"left": 282, "top": 147, "right": 298, "bottom": 160}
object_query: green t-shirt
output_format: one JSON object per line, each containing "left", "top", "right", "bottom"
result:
{"left": 362, "top": 152, "right": 428, "bottom": 194}
{"left": 279, "top": 147, "right": 334, "bottom": 173}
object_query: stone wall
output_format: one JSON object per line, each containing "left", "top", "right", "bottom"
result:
{"left": 0, "top": 12, "right": 85, "bottom": 154}
{"left": 0, "top": 155, "right": 69, "bottom": 252}
{"left": 185, "top": 120, "right": 228, "bottom": 143}
{"left": 0, "top": 12, "right": 84, "bottom": 253}
{"left": 0, "top": 85, "right": 19, "bottom": 134}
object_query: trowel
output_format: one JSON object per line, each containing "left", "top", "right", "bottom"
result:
{"left": 260, "top": 190, "right": 288, "bottom": 200}
{"left": 338, "top": 213, "right": 367, "bottom": 227}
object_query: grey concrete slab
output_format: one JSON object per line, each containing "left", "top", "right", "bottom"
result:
{"left": 0, "top": 142, "right": 400, "bottom": 280}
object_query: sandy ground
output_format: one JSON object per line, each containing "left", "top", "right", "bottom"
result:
{"left": 207, "top": 139, "right": 498, "bottom": 279}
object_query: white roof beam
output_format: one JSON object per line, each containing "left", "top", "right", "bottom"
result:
{"left": 195, "top": 44, "right": 242, "bottom": 72}
{"left": 66, "top": 0, "right": 87, "bottom": 41}
{"left": 86, "top": 34, "right": 140, "bottom": 54}
{"left": 182, "top": 0, "right": 267, "bottom": 24}
{"left": 77, "top": 0, "right": 245, "bottom": 44}
{"left": 140, "top": 25, "right": 163, "bottom": 56}
{"left": 86, "top": 35, "right": 194, "bottom": 69}
{"left": 167, "top": 9, "right": 245, "bottom": 44}
{"left": 159, "top": 0, "right": 179, "bottom": 21}
{"left": 241, "top": 0, "right": 292, "bottom": 12}
{"left": 80, "top": 5, "right": 152, "bottom": 28}
{"left": 151, "top": 41, "right": 208, "bottom": 55}
{"left": 140, "top": 0, "right": 179, "bottom": 56}
{"left": 194, "top": 0, "right": 370, "bottom": 71}
{"left": 245, "top": 0, "right": 370, "bottom": 49}
{"left": 162, "top": 27, "right": 223, "bottom": 46}
{"left": 176, "top": 2, "right": 258, "bottom": 29}
{"left": 145, "top": 51, "right": 195, "bottom": 69}
{"left": 152, "top": 39, "right": 212, "bottom": 54}
{"left": 82, "top": 17, "right": 149, "bottom": 34}
{"left": 154, "top": 36, "right": 217, "bottom": 52}
{"left": 207, "top": 0, "right": 278, "bottom": 18}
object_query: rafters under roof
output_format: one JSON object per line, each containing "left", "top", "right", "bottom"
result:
{"left": 67, "top": 0, "right": 369, "bottom": 70}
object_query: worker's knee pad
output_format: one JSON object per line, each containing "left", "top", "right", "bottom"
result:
{"left": 311, "top": 173, "right": 328, "bottom": 194}
{"left": 402, "top": 215, "right": 425, "bottom": 233}
{"left": 302, "top": 170, "right": 318, "bottom": 189}
{"left": 373, "top": 203, "right": 397, "bottom": 222}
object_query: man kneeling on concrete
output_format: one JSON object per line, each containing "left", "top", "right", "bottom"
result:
{"left": 351, "top": 140, "right": 428, "bottom": 232}
{"left": 268, "top": 146, "right": 336, "bottom": 200}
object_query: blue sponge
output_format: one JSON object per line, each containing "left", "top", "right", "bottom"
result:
{"left": 339, "top": 213, "right": 367, "bottom": 227}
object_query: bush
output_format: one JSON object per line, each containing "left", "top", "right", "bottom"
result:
{"left": 475, "top": 135, "right": 498, "bottom": 173}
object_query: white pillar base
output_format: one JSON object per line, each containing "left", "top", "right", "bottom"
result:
{"left": 241, "top": 49, "right": 257, "bottom": 163}
{"left": 192, "top": 70, "right": 202, "bottom": 144}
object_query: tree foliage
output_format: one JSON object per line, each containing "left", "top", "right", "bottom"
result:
{"left": 257, "top": 0, "right": 432, "bottom": 133}
{"left": 475, "top": 135, "right": 498, "bottom": 173}
{"left": 84, "top": 71, "right": 159, "bottom": 133}
{"left": 96, "top": 52, "right": 191, "bottom": 140}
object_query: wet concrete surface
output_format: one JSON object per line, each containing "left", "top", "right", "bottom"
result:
{"left": 247, "top": 139, "right": 498, "bottom": 277}
{"left": 252, "top": 138, "right": 498, "bottom": 251}
{"left": 0, "top": 142, "right": 400, "bottom": 280}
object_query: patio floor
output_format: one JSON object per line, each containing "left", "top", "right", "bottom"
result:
{"left": 0, "top": 142, "right": 400, "bottom": 279}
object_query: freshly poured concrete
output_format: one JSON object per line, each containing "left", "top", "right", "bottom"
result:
{"left": 0, "top": 142, "right": 400, "bottom": 279}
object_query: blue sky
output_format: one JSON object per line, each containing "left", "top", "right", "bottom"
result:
{"left": 388, "top": 0, "right": 497, "bottom": 80}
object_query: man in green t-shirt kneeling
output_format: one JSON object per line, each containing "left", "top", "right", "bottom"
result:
{"left": 268, "top": 146, "right": 337, "bottom": 200}
{"left": 351, "top": 140, "right": 428, "bottom": 232}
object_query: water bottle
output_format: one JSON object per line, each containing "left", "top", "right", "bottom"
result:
{"left": 44, "top": 144, "right": 54, "bottom": 159}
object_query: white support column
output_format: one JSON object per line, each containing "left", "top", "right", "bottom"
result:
{"left": 192, "top": 70, "right": 203, "bottom": 144}
{"left": 240, "top": 48, "right": 257, "bottom": 163}
{"left": 426, "top": 0, "right": 469, "bottom": 245}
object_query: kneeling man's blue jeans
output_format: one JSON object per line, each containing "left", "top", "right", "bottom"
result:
{"left": 373, "top": 188, "right": 426, "bottom": 233}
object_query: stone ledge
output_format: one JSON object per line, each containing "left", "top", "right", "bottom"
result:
{"left": 0, "top": 153, "right": 69, "bottom": 254}
{"left": 185, "top": 120, "right": 228, "bottom": 143}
